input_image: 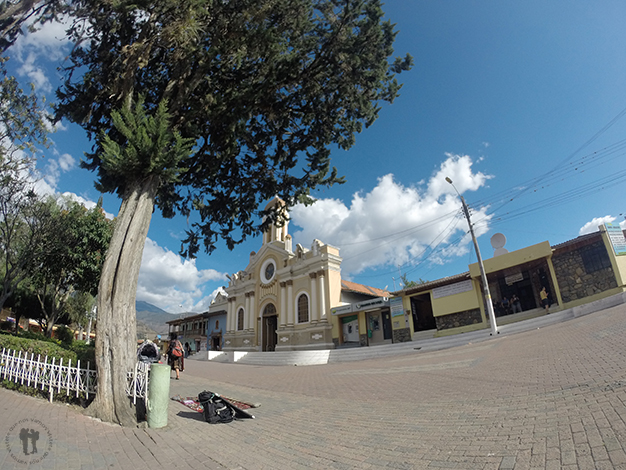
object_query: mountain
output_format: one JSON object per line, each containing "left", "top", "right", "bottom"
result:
{"left": 135, "top": 301, "right": 168, "bottom": 314}
{"left": 135, "top": 301, "right": 180, "bottom": 338}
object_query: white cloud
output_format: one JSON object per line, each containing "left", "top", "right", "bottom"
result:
{"left": 290, "top": 153, "right": 493, "bottom": 276}
{"left": 136, "top": 238, "right": 227, "bottom": 312}
{"left": 17, "top": 52, "right": 52, "bottom": 92}
{"left": 579, "top": 216, "right": 616, "bottom": 235}
{"left": 43, "top": 159, "right": 60, "bottom": 188}
{"left": 59, "top": 192, "right": 116, "bottom": 220}
{"left": 12, "top": 17, "right": 70, "bottom": 62}
{"left": 11, "top": 17, "right": 71, "bottom": 93}
{"left": 58, "top": 153, "right": 75, "bottom": 171}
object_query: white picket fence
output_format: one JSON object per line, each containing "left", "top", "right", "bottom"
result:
{"left": 0, "top": 347, "right": 150, "bottom": 404}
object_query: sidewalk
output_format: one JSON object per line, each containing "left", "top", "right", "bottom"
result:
{"left": 1, "top": 296, "right": 626, "bottom": 469}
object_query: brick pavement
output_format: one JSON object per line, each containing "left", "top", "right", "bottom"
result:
{"left": 2, "top": 303, "right": 626, "bottom": 469}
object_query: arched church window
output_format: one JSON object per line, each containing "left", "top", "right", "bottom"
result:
{"left": 297, "top": 293, "right": 309, "bottom": 323}
{"left": 237, "top": 308, "right": 244, "bottom": 331}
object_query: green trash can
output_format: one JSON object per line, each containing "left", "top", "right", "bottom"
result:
{"left": 147, "top": 363, "right": 170, "bottom": 428}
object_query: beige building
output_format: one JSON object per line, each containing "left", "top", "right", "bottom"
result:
{"left": 393, "top": 224, "right": 626, "bottom": 338}
{"left": 222, "top": 197, "right": 391, "bottom": 352}
{"left": 223, "top": 197, "right": 342, "bottom": 352}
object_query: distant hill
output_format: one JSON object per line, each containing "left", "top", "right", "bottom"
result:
{"left": 136, "top": 301, "right": 168, "bottom": 314}
{"left": 135, "top": 301, "right": 181, "bottom": 338}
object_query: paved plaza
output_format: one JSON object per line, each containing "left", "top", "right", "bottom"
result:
{"left": 2, "top": 303, "right": 626, "bottom": 469}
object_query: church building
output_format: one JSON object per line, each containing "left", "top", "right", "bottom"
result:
{"left": 222, "top": 197, "right": 389, "bottom": 352}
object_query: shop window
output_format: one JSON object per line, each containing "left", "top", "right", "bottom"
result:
{"left": 237, "top": 308, "right": 244, "bottom": 331}
{"left": 297, "top": 294, "right": 309, "bottom": 323}
{"left": 580, "top": 244, "right": 611, "bottom": 273}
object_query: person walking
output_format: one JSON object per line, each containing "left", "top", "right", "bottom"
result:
{"left": 167, "top": 334, "right": 184, "bottom": 379}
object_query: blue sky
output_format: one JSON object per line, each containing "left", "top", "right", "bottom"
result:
{"left": 6, "top": 1, "right": 626, "bottom": 313}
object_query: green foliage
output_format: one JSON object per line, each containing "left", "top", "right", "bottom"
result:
{"left": 69, "top": 341, "right": 96, "bottom": 365}
{"left": 0, "top": 167, "right": 56, "bottom": 310}
{"left": 0, "top": 332, "right": 95, "bottom": 366}
{"left": 0, "top": 333, "right": 77, "bottom": 363}
{"left": 400, "top": 273, "right": 427, "bottom": 289}
{"left": 98, "top": 96, "right": 194, "bottom": 201}
{"left": 0, "top": 57, "right": 49, "bottom": 157}
{"left": 64, "top": 291, "right": 95, "bottom": 327}
{"left": 0, "top": 320, "right": 13, "bottom": 331}
{"left": 55, "top": 325, "right": 74, "bottom": 346}
{"left": 55, "top": 0, "right": 413, "bottom": 256}
{"left": 27, "top": 196, "right": 112, "bottom": 335}
{"left": 1, "top": 379, "right": 94, "bottom": 407}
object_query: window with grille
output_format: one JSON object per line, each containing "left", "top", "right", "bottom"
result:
{"left": 580, "top": 243, "right": 611, "bottom": 273}
{"left": 297, "top": 294, "right": 309, "bottom": 323}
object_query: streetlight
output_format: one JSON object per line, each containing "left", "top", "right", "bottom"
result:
{"left": 446, "top": 177, "right": 499, "bottom": 335}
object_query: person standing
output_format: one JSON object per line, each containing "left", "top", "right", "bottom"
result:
{"left": 167, "top": 334, "right": 184, "bottom": 379}
{"left": 540, "top": 287, "right": 550, "bottom": 313}
{"left": 511, "top": 294, "right": 522, "bottom": 313}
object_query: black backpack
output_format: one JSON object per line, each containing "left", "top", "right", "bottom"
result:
{"left": 198, "top": 391, "right": 235, "bottom": 424}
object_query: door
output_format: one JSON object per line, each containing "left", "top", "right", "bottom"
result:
{"left": 382, "top": 310, "right": 392, "bottom": 340}
{"left": 263, "top": 315, "right": 278, "bottom": 352}
{"left": 342, "top": 316, "right": 359, "bottom": 343}
{"left": 410, "top": 294, "right": 437, "bottom": 332}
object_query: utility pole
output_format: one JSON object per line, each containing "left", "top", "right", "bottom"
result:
{"left": 446, "top": 177, "right": 499, "bottom": 335}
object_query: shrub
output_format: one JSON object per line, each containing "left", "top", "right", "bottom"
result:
{"left": 55, "top": 325, "right": 74, "bottom": 346}
{"left": 69, "top": 341, "right": 96, "bottom": 366}
{"left": 18, "top": 329, "right": 54, "bottom": 342}
{"left": 0, "top": 333, "right": 78, "bottom": 364}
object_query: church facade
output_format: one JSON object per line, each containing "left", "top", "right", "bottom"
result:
{"left": 222, "top": 198, "right": 343, "bottom": 352}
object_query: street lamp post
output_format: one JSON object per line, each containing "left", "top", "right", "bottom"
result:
{"left": 446, "top": 177, "right": 499, "bottom": 335}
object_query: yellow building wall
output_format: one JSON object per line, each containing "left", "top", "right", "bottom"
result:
{"left": 432, "top": 288, "right": 480, "bottom": 317}
{"left": 615, "top": 255, "right": 626, "bottom": 288}
{"left": 469, "top": 241, "right": 552, "bottom": 277}
{"left": 601, "top": 228, "right": 626, "bottom": 288}
{"left": 327, "top": 268, "right": 343, "bottom": 339}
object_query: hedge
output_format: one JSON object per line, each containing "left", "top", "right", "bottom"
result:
{"left": 0, "top": 333, "right": 95, "bottom": 367}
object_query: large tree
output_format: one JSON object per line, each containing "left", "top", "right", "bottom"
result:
{"left": 0, "top": 51, "right": 51, "bottom": 311}
{"left": 29, "top": 196, "right": 112, "bottom": 337}
{"left": 55, "top": 0, "right": 412, "bottom": 425}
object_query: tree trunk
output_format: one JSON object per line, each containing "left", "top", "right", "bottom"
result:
{"left": 88, "top": 176, "right": 159, "bottom": 426}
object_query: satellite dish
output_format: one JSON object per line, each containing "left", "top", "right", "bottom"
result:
{"left": 490, "top": 233, "right": 507, "bottom": 249}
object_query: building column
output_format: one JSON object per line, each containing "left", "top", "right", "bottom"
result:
{"left": 280, "top": 282, "right": 287, "bottom": 327}
{"left": 309, "top": 272, "right": 318, "bottom": 323}
{"left": 287, "top": 280, "right": 294, "bottom": 326}
{"left": 546, "top": 256, "right": 563, "bottom": 307}
{"left": 227, "top": 298, "right": 235, "bottom": 333}
{"left": 244, "top": 293, "right": 250, "bottom": 331}
{"left": 318, "top": 270, "right": 327, "bottom": 322}
{"left": 247, "top": 293, "right": 256, "bottom": 331}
